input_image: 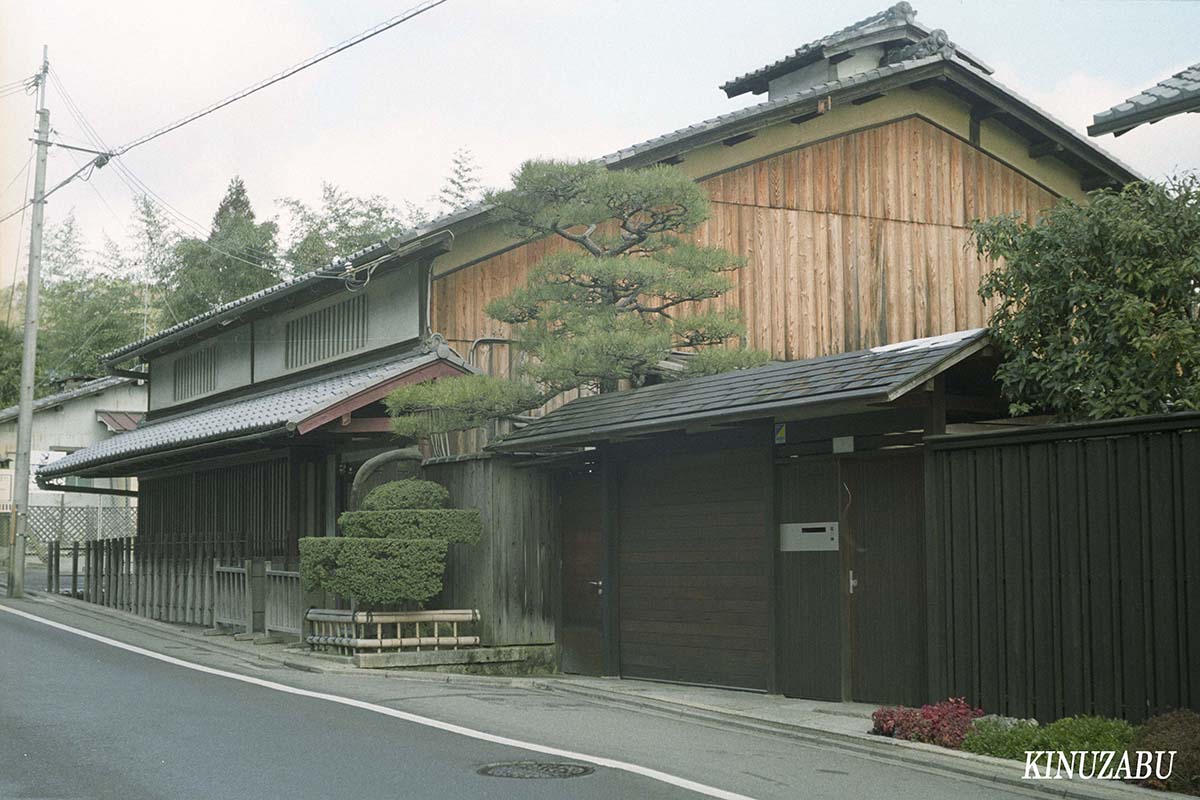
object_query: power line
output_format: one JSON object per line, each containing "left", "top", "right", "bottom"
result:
{"left": 4, "top": 142, "right": 34, "bottom": 328}
{"left": 1, "top": 154, "right": 32, "bottom": 195}
{"left": 113, "top": 0, "right": 449, "bottom": 156}
{"left": 50, "top": 66, "right": 288, "bottom": 269}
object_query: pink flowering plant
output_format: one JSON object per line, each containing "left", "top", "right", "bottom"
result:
{"left": 871, "top": 698, "right": 984, "bottom": 749}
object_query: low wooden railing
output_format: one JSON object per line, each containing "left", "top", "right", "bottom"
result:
{"left": 263, "top": 561, "right": 304, "bottom": 638}
{"left": 306, "top": 609, "right": 480, "bottom": 656}
{"left": 212, "top": 560, "right": 249, "bottom": 631}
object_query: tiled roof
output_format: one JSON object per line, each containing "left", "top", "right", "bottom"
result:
{"left": 719, "top": 2, "right": 992, "bottom": 98}
{"left": 39, "top": 344, "right": 466, "bottom": 479}
{"left": 490, "top": 329, "right": 988, "bottom": 451}
{"left": 1089, "top": 62, "right": 1200, "bottom": 137}
{"left": 0, "top": 376, "right": 136, "bottom": 425}
{"left": 602, "top": 55, "right": 1143, "bottom": 183}
{"left": 601, "top": 54, "right": 945, "bottom": 165}
{"left": 102, "top": 231, "right": 453, "bottom": 364}
{"left": 96, "top": 410, "right": 144, "bottom": 433}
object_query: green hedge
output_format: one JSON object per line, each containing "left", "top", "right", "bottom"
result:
{"left": 299, "top": 537, "right": 449, "bottom": 605}
{"left": 963, "top": 715, "right": 1137, "bottom": 761}
{"left": 361, "top": 479, "right": 450, "bottom": 511}
{"left": 337, "top": 509, "right": 482, "bottom": 544}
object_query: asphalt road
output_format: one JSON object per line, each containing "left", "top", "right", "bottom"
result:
{"left": 0, "top": 596, "right": 1034, "bottom": 800}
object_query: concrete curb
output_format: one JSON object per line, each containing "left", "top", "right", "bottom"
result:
{"left": 20, "top": 590, "right": 547, "bottom": 691}
{"left": 536, "top": 680, "right": 1189, "bottom": 800}
{"left": 14, "top": 590, "right": 1185, "bottom": 799}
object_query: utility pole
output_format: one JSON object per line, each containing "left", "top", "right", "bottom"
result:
{"left": 7, "top": 46, "right": 50, "bottom": 598}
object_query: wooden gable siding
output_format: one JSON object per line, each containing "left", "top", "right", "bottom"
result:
{"left": 430, "top": 116, "right": 1059, "bottom": 365}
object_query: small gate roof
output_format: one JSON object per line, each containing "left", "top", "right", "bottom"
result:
{"left": 490, "top": 329, "right": 988, "bottom": 452}
{"left": 38, "top": 341, "right": 470, "bottom": 480}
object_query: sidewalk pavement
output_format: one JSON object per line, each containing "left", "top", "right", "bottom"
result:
{"left": 8, "top": 586, "right": 1187, "bottom": 800}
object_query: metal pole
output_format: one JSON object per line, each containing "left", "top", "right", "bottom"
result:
{"left": 7, "top": 46, "right": 50, "bottom": 599}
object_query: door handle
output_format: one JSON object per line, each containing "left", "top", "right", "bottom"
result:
{"left": 587, "top": 579, "right": 604, "bottom": 597}
{"left": 848, "top": 570, "right": 858, "bottom": 595}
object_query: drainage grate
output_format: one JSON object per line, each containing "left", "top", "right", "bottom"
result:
{"left": 477, "top": 761, "right": 595, "bottom": 779}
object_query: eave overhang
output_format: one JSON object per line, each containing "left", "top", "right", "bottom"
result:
{"left": 489, "top": 330, "right": 990, "bottom": 454}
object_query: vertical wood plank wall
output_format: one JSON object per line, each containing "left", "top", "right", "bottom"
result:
{"left": 423, "top": 457, "right": 557, "bottom": 647}
{"left": 430, "top": 116, "right": 1059, "bottom": 365}
{"left": 926, "top": 420, "right": 1200, "bottom": 722}
{"left": 115, "top": 453, "right": 301, "bottom": 624}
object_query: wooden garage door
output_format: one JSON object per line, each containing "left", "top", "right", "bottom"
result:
{"left": 617, "top": 436, "right": 771, "bottom": 690}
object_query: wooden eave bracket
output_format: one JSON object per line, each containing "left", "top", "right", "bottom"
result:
{"left": 722, "top": 132, "right": 757, "bottom": 147}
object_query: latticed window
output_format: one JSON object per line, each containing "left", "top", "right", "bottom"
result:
{"left": 172, "top": 344, "right": 218, "bottom": 401}
{"left": 284, "top": 293, "right": 369, "bottom": 370}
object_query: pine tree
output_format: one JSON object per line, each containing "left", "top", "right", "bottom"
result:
{"left": 484, "top": 160, "right": 768, "bottom": 394}
{"left": 387, "top": 160, "right": 769, "bottom": 437}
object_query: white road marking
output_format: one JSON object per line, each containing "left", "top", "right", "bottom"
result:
{"left": 0, "top": 603, "right": 756, "bottom": 800}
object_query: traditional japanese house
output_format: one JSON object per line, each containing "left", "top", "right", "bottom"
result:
{"left": 41, "top": 4, "right": 1173, "bottom": 712}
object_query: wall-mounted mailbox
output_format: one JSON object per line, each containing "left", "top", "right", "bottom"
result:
{"left": 779, "top": 522, "right": 839, "bottom": 552}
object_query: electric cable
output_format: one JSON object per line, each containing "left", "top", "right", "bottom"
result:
{"left": 113, "top": 0, "right": 448, "bottom": 156}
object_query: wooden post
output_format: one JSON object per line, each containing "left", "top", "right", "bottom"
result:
{"left": 601, "top": 452, "right": 621, "bottom": 676}
{"left": 246, "top": 558, "right": 267, "bottom": 633}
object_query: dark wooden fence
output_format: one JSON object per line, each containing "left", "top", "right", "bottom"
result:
{"left": 926, "top": 413, "right": 1200, "bottom": 722}
{"left": 423, "top": 455, "right": 557, "bottom": 648}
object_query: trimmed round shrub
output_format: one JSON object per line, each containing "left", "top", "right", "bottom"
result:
{"left": 361, "top": 479, "right": 450, "bottom": 511}
{"left": 299, "top": 537, "right": 449, "bottom": 606}
{"left": 302, "top": 479, "right": 483, "bottom": 607}
{"left": 337, "top": 508, "right": 482, "bottom": 544}
{"left": 1129, "top": 710, "right": 1200, "bottom": 796}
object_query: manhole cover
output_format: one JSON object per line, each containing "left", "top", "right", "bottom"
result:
{"left": 477, "top": 761, "right": 595, "bottom": 779}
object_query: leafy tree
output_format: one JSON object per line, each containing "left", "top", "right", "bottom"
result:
{"left": 165, "top": 177, "right": 280, "bottom": 320}
{"left": 128, "top": 196, "right": 179, "bottom": 330}
{"left": 437, "top": 147, "right": 482, "bottom": 214}
{"left": 37, "top": 216, "right": 145, "bottom": 385}
{"left": 279, "top": 183, "right": 424, "bottom": 274}
{"left": 0, "top": 325, "right": 22, "bottom": 407}
{"left": 975, "top": 176, "right": 1200, "bottom": 421}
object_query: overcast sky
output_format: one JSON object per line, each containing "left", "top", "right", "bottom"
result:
{"left": 1, "top": 0, "right": 1198, "bottom": 292}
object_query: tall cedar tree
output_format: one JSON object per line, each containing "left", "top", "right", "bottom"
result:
{"left": 386, "top": 160, "right": 767, "bottom": 437}
{"left": 165, "top": 177, "right": 280, "bottom": 320}
{"left": 975, "top": 176, "right": 1200, "bottom": 421}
